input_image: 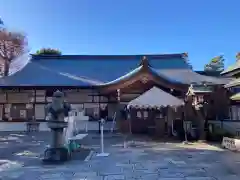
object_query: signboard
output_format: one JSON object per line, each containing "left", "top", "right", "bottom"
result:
{"left": 222, "top": 137, "right": 240, "bottom": 151}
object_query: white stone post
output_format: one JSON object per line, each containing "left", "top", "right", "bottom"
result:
{"left": 96, "top": 118, "right": 109, "bottom": 157}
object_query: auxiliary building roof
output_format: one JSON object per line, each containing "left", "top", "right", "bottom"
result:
{"left": 221, "top": 61, "right": 240, "bottom": 76}
{"left": 224, "top": 78, "right": 240, "bottom": 88}
{"left": 156, "top": 69, "right": 231, "bottom": 85}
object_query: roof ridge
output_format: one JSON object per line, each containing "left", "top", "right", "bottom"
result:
{"left": 31, "top": 53, "right": 186, "bottom": 61}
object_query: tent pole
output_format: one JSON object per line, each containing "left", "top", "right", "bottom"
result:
{"left": 183, "top": 105, "right": 189, "bottom": 144}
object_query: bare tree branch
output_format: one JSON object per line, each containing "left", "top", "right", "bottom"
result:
{"left": 0, "top": 28, "right": 27, "bottom": 76}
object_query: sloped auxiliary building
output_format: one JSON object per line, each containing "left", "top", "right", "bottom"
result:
{"left": 222, "top": 53, "right": 240, "bottom": 121}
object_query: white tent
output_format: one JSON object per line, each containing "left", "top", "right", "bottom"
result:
{"left": 127, "top": 86, "right": 184, "bottom": 109}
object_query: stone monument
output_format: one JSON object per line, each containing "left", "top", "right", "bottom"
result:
{"left": 42, "top": 90, "right": 71, "bottom": 163}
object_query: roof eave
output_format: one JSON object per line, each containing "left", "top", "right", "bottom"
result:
{"left": 99, "top": 65, "right": 144, "bottom": 87}
{"left": 221, "top": 66, "right": 240, "bottom": 76}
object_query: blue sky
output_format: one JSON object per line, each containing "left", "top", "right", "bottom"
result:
{"left": 0, "top": 0, "right": 239, "bottom": 70}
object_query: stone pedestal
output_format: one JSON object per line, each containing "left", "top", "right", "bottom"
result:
{"left": 42, "top": 121, "right": 69, "bottom": 163}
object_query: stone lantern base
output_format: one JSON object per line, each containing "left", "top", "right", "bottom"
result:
{"left": 42, "top": 121, "right": 70, "bottom": 164}
{"left": 42, "top": 147, "right": 69, "bottom": 163}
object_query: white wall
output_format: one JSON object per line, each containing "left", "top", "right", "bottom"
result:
{"left": 0, "top": 122, "right": 50, "bottom": 132}
{"left": 0, "top": 121, "right": 112, "bottom": 132}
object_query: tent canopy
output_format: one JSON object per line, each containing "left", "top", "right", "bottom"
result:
{"left": 127, "top": 86, "right": 184, "bottom": 109}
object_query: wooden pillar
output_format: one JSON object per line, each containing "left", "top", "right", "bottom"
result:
{"left": 5, "top": 89, "right": 9, "bottom": 121}
{"left": 196, "top": 108, "right": 206, "bottom": 141}
{"left": 2, "top": 90, "right": 6, "bottom": 121}
{"left": 155, "top": 109, "right": 165, "bottom": 138}
{"left": 33, "top": 89, "right": 36, "bottom": 121}
{"left": 167, "top": 107, "right": 174, "bottom": 136}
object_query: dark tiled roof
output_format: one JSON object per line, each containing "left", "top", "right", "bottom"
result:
{"left": 0, "top": 54, "right": 231, "bottom": 86}
{"left": 0, "top": 61, "right": 102, "bottom": 86}
{"left": 31, "top": 54, "right": 189, "bottom": 83}
{"left": 156, "top": 69, "right": 231, "bottom": 85}
{"left": 0, "top": 54, "right": 189, "bottom": 86}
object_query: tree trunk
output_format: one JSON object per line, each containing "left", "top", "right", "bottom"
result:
{"left": 1, "top": 42, "right": 11, "bottom": 77}
{"left": 3, "top": 60, "right": 9, "bottom": 76}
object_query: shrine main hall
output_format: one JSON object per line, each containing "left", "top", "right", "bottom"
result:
{"left": 0, "top": 53, "right": 231, "bottom": 133}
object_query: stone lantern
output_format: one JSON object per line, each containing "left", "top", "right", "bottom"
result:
{"left": 42, "top": 90, "right": 71, "bottom": 163}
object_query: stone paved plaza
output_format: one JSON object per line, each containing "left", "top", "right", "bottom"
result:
{"left": 0, "top": 132, "right": 240, "bottom": 180}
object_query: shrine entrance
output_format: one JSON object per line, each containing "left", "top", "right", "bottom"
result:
{"left": 99, "top": 56, "right": 187, "bottom": 138}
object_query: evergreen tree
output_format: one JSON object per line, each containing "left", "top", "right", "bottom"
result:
{"left": 204, "top": 55, "right": 224, "bottom": 72}
{"left": 35, "top": 48, "right": 62, "bottom": 55}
